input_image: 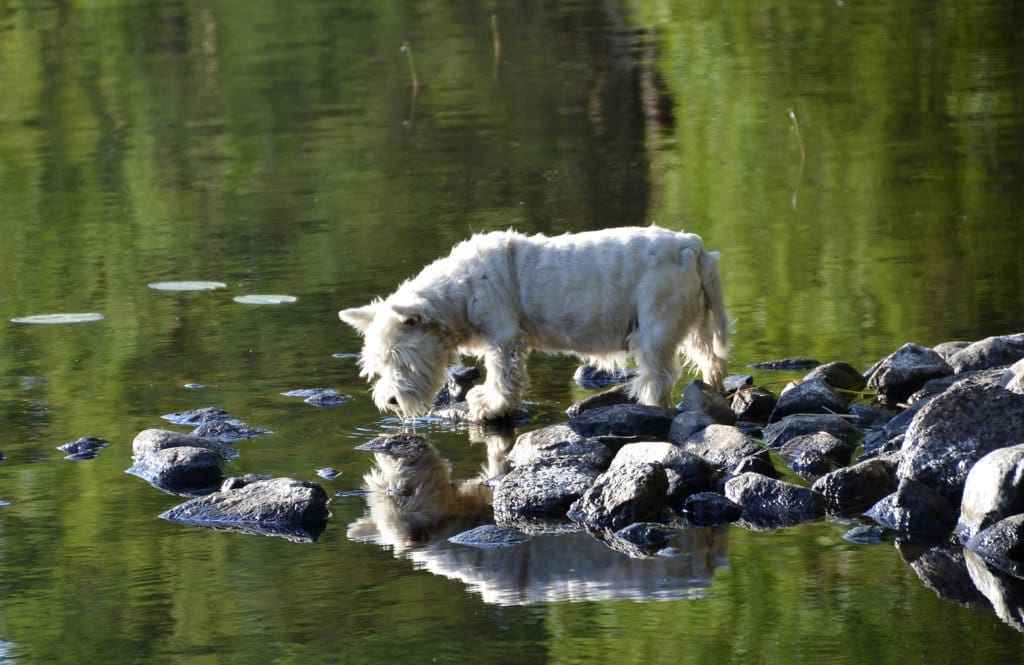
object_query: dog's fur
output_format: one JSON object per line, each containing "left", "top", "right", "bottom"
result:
{"left": 340, "top": 226, "right": 729, "bottom": 420}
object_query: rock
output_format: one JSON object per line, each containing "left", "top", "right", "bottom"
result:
{"left": 678, "top": 380, "right": 736, "bottom": 425}
{"left": 568, "top": 404, "right": 677, "bottom": 446}
{"left": 949, "top": 333, "right": 1024, "bottom": 374}
{"left": 354, "top": 433, "right": 431, "bottom": 458}
{"left": 732, "top": 448, "right": 779, "bottom": 478}
{"left": 189, "top": 419, "right": 272, "bottom": 442}
{"left": 730, "top": 387, "right": 777, "bottom": 424}
{"left": 161, "top": 406, "right": 238, "bottom": 426}
{"left": 432, "top": 364, "right": 480, "bottom": 406}
{"left": 842, "top": 524, "right": 887, "bottom": 544}
{"left": 679, "top": 424, "right": 762, "bottom": 470}
{"left": 957, "top": 444, "right": 1024, "bottom": 542}
{"left": 965, "top": 549, "right": 1024, "bottom": 633}
{"left": 899, "top": 540, "right": 989, "bottom": 606}
{"left": 682, "top": 492, "right": 743, "bottom": 526}
{"left": 316, "top": 467, "right": 341, "bottom": 481}
{"left": 449, "top": 524, "right": 529, "bottom": 549}
{"left": 724, "top": 472, "right": 825, "bottom": 529}
{"left": 812, "top": 458, "right": 897, "bottom": 514}
{"left": 565, "top": 388, "right": 635, "bottom": 419}
{"left": 865, "top": 343, "right": 953, "bottom": 406}
{"left": 159, "top": 477, "right": 329, "bottom": 542}
{"left": 603, "top": 522, "right": 678, "bottom": 557}
{"left": 864, "top": 478, "right": 957, "bottom": 535}
{"left": 933, "top": 340, "right": 972, "bottom": 362}
{"left": 762, "top": 414, "right": 862, "bottom": 450}
{"left": 610, "top": 441, "right": 714, "bottom": 508}
{"left": 57, "top": 436, "right": 110, "bottom": 460}
{"left": 493, "top": 457, "right": 600, "bottom": 520}
{"left": 567, "top": 461, "right": 668, "bottom": 531}
{"left": 506, "top": 424, "right": 611, "bottom": 471}
{"left": 572, "top": 364, "right": 636, "bottom": 389}
{"left": 898, "top": 376, "right": 1024, "bottom": 503}
{"left": 126, "top": 446, "right": 227, "bottom": 495}
{"left": 748, "top": 357, "right": 820, "bottom": 371}
{"left": 667, "top": 411, "right": 715, "bottom": 444}
{"left": 849, "top": 403, "right": 895, "bottom": 431}
{"left": 723, "top": 375, "right": 755, "bottom": 394}
{"left": 132, "top": 428, "right": 239, "bottom": 461}
{"left": 804, "top": 361, "right": 867, "bottom": 404}
{"left": 779, "top": 432, "right": 856, "bottom": 480}
{"left": 965, "top": 514, "right": 1024, "bottom": 579}
{"left": 1003, "top": 358, "right": 1024, "bottom": 394}
{"left": 769, "top": 378, "right": 848, "bottom": 422}
{"left": 221, "top": 473, "right": 273, "bottom": 490}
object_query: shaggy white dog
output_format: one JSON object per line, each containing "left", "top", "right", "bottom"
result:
{"left": 340, "top": 226, "right": 729, "bottom": 420}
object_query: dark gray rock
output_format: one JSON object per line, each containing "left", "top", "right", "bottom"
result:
{"left": 965, "top": 549, "right": 1024, "bottom": 633}
{"left": 864, "top": 478, "right": 957, "bottom": 535}
{"left": 804, "top": 361, "right": 868, "bottom": 404}
{"left": 898, "top": 376, "right": 1024, "bottom": 503}
{"left": 723, "top": 375, "right": 755, "bottom": 394}
{"left": 189, "top": 419, "right": 271, "bottom": 442}
{"left": 610, "top": 442, "right": 715, "bottom": 508}
{"left": 221, "top": 473, "right": 274, "bottom": 491}
{"left": 573, "top": 364, "right": 637, "bottom": 389}
{"left": 723, "top": 472, "right": 826, "bottom": 529}
{"left": 813, "top": 458, "right": 897, "bottom": 514}
{"left": 949, "top": 333, "right": 1024, "bottom": 374}
{"left": 748, "top": 357, "right": 820, "bottom": 371}
{"left": 682, "top": 492, "right": 743, "bottom": 527}
{"left": 316, "top": 467, "right": 341, "bottom": 481}
{"left": 866, "top": 343, "right": 953, "bottom": 406}
{"left": 58, "top": 436, "right": 110, "bottom": 460}
{"left": 506, "top": 424, "right": 611, "bottom": 471}
{"left": 126, "top": 446, "right": 227, "bottom": 495}
{"left": 668, "top": 411, "right": 715, "bottom": 444}
{"left": 161, "top": 406, "right": 238, "bottom": 426}
{"left": 680, "top": 425, "right": 762, "bottom": 470}
{"left": 730, "top": 387, "right": 777, "bottom": 424}
{"left": 849, "top": 402, "right": 895, "bottom": 431}
{"left": 762, "top": 414, "right": 862, "bottom": 450}
{"left": 612, "top": 522, "right": 676, "bottom": 549}
{"left": 899, "top": 540, "right": 990, "bottom": 606}
{"left": 449, "top": 524, "right": 529, "bottom": 549}
{"left": 842, "top": 524, "right": 887, "bottom": 544}
{"left": 432, "top": 364, "right": 481, "bottom": 406}
{"left": 733, "top": 447, "right": 779, "bottom": 478}
{"left": 568, "top": 404, "right": 677, "bottom": 443}
{"left": 567, "top": 462, "right": 669, "bottom": 531}
{"left": 957, "top": 444, "right": 1024, "bottom": 542}
{"left": 769, "top": 378, "right": 848, "bottom": 422}
{"left": 493, "top": 457, "right": 601, "bottom": 520}
{"left": 133, "top": 428, "right": 240, "bottom": 460}
{"left": 354, "top": 433, "right": 431, "bottom": 458}
{"left": 1003, "top": 358, "right": 1024, "bottom": 394}
{"left": 565, "top": 388, "right": 635, "bottom": 419}
{"left": 679, "top": 380, "right": 736, "bottom": 425}
{"left": 933, "top": 340, "right": 972, "bottom": 362}
{"left": 965, "top": 514, "right": 1024, "bottom": 579}
{"left": 779, "top": 432, "right": 856, "bottom": 480}
{"left": 159, "top": 477, "right": 329, "bottom": 542}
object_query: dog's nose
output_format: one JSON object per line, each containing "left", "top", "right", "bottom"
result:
{"left": 387, "top": 396, "right": 399, "bottom": 406}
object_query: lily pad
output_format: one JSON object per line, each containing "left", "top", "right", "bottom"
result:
{"left": 148, "top": 281, "right": 227, "bottom": 292}
{"left": 233, "top": 294, "right": 298, "bottom": 305}
{"left": 11, "top": 312, "right": 105, "bottom": 324}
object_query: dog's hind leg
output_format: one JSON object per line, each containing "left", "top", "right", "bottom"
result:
{"left": 466, "top": 337, "right": 529, "bottom": 419}
{"left": 628, "top": 325, "right": 681, "bottom": 408}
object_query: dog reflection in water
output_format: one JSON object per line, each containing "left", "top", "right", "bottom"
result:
{"left": 346, "top": 428, "right": 513, "bottom": 554}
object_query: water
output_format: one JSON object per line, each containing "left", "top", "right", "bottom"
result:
{"left": 1, "top": 1, "right": 1024, "bottom": 663}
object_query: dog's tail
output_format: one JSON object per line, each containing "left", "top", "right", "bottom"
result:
{"left": 699, "top": 248, "right": 730, "bottom": 386}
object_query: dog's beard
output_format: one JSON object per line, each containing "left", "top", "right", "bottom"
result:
{"left": 362, "top": 344, "right": 449, "bottom": 419}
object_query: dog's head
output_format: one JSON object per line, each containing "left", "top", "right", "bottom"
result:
{"left": 340, "top": 297, "right": 456, "bottom": 418}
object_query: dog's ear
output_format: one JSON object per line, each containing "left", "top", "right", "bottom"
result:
{"left": 339, "top": 305, "right": 377, "bottom": 334}
{"left": 390, "top": 300, "right": 433, "bottom": 328}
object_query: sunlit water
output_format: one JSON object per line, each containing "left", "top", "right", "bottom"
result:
{"left": 1, "top": 1, "right": 1023, "bottom": 663}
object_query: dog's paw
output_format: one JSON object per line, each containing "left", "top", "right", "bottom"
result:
{"left": 466, "top": 386, "right": 514, "bottom": 421}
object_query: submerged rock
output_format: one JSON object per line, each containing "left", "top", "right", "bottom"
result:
{"left": 190, "top": 419, "right": 271, "bottom": 443}
{"left": 573, "top": 364, "right": 636, "bottom": 389}
{"left": 748, "top": 357, "right": 820, "bottom": 371}
{"left": 449, "top": 524, "right": 529, "bottom": 549}
{"left": 58, "top": 436, "right": 110, "bottom": 461}
{"left": 162, "top": 406, "right": 238, "bottom": 426}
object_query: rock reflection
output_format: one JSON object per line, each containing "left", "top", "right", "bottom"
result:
{"left": 965, "top": 549, "right": 1024, "bottom": 633}
{"left": 346, "top": 425, "right": 729, "bottom": 605}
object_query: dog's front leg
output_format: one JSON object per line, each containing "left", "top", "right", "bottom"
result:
{"left": 466, "top": 338, "right": 528, "bottom": 420}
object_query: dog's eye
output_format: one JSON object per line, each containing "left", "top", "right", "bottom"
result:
{"left": 402, "top": 316, "right": 419, "bottom": 327}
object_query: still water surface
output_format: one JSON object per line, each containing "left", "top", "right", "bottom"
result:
{"left": 1, "top": 1, "right": 1024, "bottom": 663}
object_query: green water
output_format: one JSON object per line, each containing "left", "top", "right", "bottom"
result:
{"left": 1, "top": 1, "right": 1023, "bottom": 663}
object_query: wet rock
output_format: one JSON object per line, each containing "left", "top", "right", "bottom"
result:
{"left": 126, "top": 447, "right": 227, "bottom": 495}
{"left": 865, "top": 343, "right": 953, "bottom": 406}
{"left": 610, "top": 441, "right": 714, "bottom": 508}
{"left": 132, "top": 428, "right": 239, "bottom": 461}
{"left": 565, "top": 388, "right": 635, "bottom": 418}
{"left": 221, "top": 474, "right": 274, "bottom": 491}
{"left": 732, "top": 448, "right": 779, "bottom": 479}
{"left": 842, "top": 524, "right": 887, "bottom": 544}
{"left": 965, "top": 514, "right": 1024, "bottom": 579}
{"left": 605, "top": 522, "right": 677, "bottom": 557}
{"left": 678, "top": 380, "right": 736, "bottom": 425}
{"left": 724, "top": 374, "right": 755, "bottom": 394}
{"left": 748, "top": 357, "right": 820, "bottom": 371}
{"left": 190, "top": 419, "right": 271, "bottom": 443}
{"left": 682, "top": 492, "right": 743, "bottom": 527}
{"left": 803, "top": 361, "right": 867, "bottom": 404}
{"left": 1003, "top": 358, "right": 1024, "bottom": 394}
{"left": 762, "top": 414, "right": 862, "bottom": 450}
{"left": 679, "top": 424, "right": 762, "bottom": 471}
{"left": 812, "top": 457, "right": 897, "bottom": 514}
{"left": 965, "top": 549, "right": 1024, "bottom": 633}
{"left": 493, "top": 457, "right": 600, "bottom": 520}
{"left": 316, "top": 467, "right": 341, "bottom": 481}
{"left": 849, "top": 403, "right": 895, "bottom": 431}
{"left": 567, "top": 461, "right": 669, "bottom": 531}
{"left": 161, "top": 406, "right": 238, "bottom": 426}
{"left": 899, "top": 539, "right": 989, "bottom": 606}
{"left": 769, "top": 378, "right": 848, "bottom": 422}
{"left": 159, "top": 477, "right": 329, "bottom": 542}
{"left": 354, "top": 433, "right": 431, "bottom": 458}
{"left": 730, "top": 387, "right": 777, "bottom": 425}
{"left": 779, "top": 431, "right": 856, "bottom": 480}
{"left": 506, "top": 424, "right": 611, "bottom": 471}
{"left": 57, "top": 436, "right": 110, "bottom": 460}
{"left": 572, "top": 364, "right": 636, "bottom": 389}
{"left": 432, "top": 364, "right": 481, "bottom": 407}
{"left": 281, "top": 388, "right": 349, "bottom": 407}
{"left": 449, "top": 524, "right": 529, "bottom": 549}
{"left": 667, "top": 411, "right": 715, "bottom": 444}
{"left": 724, "top": 472, "right": 826, "bottom": 529}
{"left": 949, "top": 333, "right": 1024, "bottom": 374}
{"left": 933, "top": 340, "right": 972, "bottom": 362}
{"left": 898, "top": 376, "right": 1024, "bottom": 503}
{"left": 865, "top": 478, "right": 957, "bottom": 535}
{"left": 956, "top": 444, "right": 1024, "bottom": 542}
{"left": 568, "top": 404, "right": 677, "bottom": 446}
{"left": 858, "top": 398, "right": 930, "bottom": 460}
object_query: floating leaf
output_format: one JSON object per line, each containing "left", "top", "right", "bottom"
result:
{"left": 233, "top": 294, "right": 298, "bottom": 305}
{"left": 11, "top": 312, "right": 105, "bottom": 324}
{"left": 148, "top": 281, "right": 227, "bottom": 291}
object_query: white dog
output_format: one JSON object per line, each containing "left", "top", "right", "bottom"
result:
{"left": 340, "top": 226, "right": 729, "bottom": 420}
